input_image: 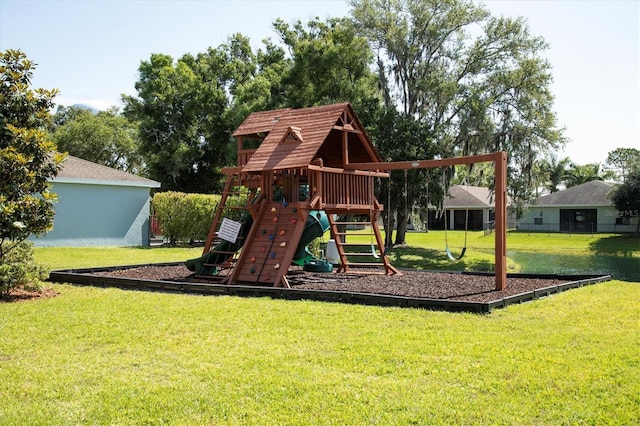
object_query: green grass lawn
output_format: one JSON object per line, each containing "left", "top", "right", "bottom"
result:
{"left": 33, "top": 231, "right": 639, "bottom": 273}
{"left": 1, "top": 280, "right": 638, "bottom": 425}
{"left": 10, "top": 235, "right": 637, "bottom": 424}
{"left": 34, "top": 246, "right": 204, "bottom": 271}
{"left": 327, "top": 230, "right": 639, "bottom": 272}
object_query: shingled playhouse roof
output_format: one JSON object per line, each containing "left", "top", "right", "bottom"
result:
{"left": 235, "top": 103, "right": 382, "bottom": 172}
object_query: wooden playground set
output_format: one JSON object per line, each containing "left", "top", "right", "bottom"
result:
{"left": 185, "top": 102, "right": 508, "bottom": 290}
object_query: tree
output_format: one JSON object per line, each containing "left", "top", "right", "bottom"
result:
{"left": 565, "top": 162, "right": 615, "bottom": 188}
{"left": 122, "top": 23, "right": 382, "bottom": 193}
{"left": 609, "top": 168, "right": 640, "bottom": 235}
{"left": 226, "top": 37, "right": 291, "bottom": 128}
{"left": 350, "top": 0, "right": 565, "bottom": 232}
{"left": 0, "top": 49, "right": 64, "bottom": 295}
{"left": 369, "top": 109, "right": 442, "bottom": 246}
{"left": 123, "top": 49, "right": 232, "bottom": 193}
{"left": 539, "top": 155, "right": 572, "bottom": 193}
{"left": 51, "top": 106, "right": 144, "bottom": 174}
{"left": 605, "top": 147, "right": 640, "bottom": 183}
{"left": 273, "top": 17, "right": 380, "bottom": 114}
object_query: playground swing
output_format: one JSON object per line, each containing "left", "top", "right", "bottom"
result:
{"left": 376, "top": 169, "right": 409, "bottom": 258}
{"left": 370, "top": 228, "right": 380, "bottom": 258}
{"left": 444, "top": 208, "right": 468, "bottom": 260}
{"left": 442, "top": 168, "right": 470, "bottom": 261}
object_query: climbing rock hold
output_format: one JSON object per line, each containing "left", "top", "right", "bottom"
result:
{"left": 271, "top": 207, "right": 277, "bottom": 212}
{"left": 279, "top": 230, "right": 286, "bottom": 236}
{"left": 261, "top": 229, "right": 267, "bottom": 234}
{"left": 261, "top": 247, "right": 266, "bottom": 252}
{"left": 280, "top": 241, "right": 286, "bottom": 247}
{"left": 274, "top": 263, "right": 280, "bottom": 269}
{"left": 290, "top": 219, "right": 297, "bottom": 224}
{"left": 268, "top": 234, "right": 274, "bottom": 240}
{"left": 250, "top": 256, "right": 256, "bottom": 262}
{"left": 249, "top": 268, "right": 255, "bottom": 273}
{"left": 291, "top": 208, "right": 297, "bottom": 213}
{"left": 273, "top": 216, "right": 278, "bottom": 222}
{"left": 270, "top": 252, "right": 276, "bottom": 258}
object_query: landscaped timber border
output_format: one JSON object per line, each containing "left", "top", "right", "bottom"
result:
{"left": 48, "top": 263, "right": 612, "bottom": 314}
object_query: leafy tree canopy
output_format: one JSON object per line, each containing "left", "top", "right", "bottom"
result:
{"left": 350, "top": 0, "right": 566, "bottom": 221}
{"left": 123, "top": 50, "right": 232, "bottom": 193}
{"left": 565, "top": 162, "right": 616, "bottom": 188}
{"left": 605, "top": 147, "right": 640, "bottom": 182}
{"left": 51, "top": 106, "right": 144, "bottom": 174}
{"left": 273, "top": 17, "right": 380, "bottom": 111}
{"left": 609, "top": 168, "right": 640, "bottom": 235}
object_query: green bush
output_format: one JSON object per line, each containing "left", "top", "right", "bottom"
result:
{"left": 0, "top": 240, "right": 48, "bottom": 297}
{"left": 152, "top": 192, "right": 222, "bottom": 244}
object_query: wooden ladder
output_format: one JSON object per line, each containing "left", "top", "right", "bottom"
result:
{"left": 327, "top": 214, "right": 400, "bottom": 275}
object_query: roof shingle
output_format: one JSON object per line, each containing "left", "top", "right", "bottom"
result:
{"left": 54, "top": 155, "right": 160, "bottom": 188}
{"left": 533, "top": 180, "right": 615, "bottom": 207}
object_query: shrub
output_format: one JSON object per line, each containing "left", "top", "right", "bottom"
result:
{"left": 152, "top": 192, "right": 223, "bottom": 244}
{"left": 0, "top": 241, "right": 48, "bottom": 298}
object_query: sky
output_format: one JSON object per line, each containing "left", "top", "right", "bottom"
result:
{"left": 1, "top": 0, "right": 638, "bottom": 165}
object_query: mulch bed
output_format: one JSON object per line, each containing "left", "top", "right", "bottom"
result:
{"left": 0, "top": 286, "right": 59, "bottom": 303}
{"left": 97, "top": 265, "right": 576, "bottom": 303}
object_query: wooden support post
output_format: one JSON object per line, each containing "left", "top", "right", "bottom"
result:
{"left": 494, "top": 151, "right": 507, "bottom": 291}
{"left": 342, "top": 129, "right": 349, "bottom": 167}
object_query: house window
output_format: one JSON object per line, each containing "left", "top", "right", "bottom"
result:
{"left": 534, "top": 217, "right": 543, "bottom": 225}
{"left": 616, "top": 216, "right": 631, "bottom": 225}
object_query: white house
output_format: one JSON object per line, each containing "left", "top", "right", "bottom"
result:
{"left": 31, "top": 155, "right": 161, "bottom": 247}
{"left": 424, "top": 185, "right": 515, "bottom": 231}
{"left": 519, "top": 180, "right": 637, "bottom": 233}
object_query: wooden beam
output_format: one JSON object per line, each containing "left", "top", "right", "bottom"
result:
{"left": 344, "top": 152, "right": 502, "bottom": 171}
{"left": 332, "top": 125, "right": 363, "bottom": 134}
{"left": 308, "top": 164, "right": 389, "bottom": 178}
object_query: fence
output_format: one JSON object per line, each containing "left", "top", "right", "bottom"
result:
{"left": 516, "top": 222, "right": 637, "bottom": 235}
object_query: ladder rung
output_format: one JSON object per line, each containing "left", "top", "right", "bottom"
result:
{"left": 342, "top": 252, "right": 378, "bottom": 256}
{"left": 208, "top": 250, "right": 237, "bottom": 255}
{"left": 344, "top": 262, "right": 385, "bottom": 267}
{"left": 332, "top": 221, "right": 372, "bottom": 226}
{"left": 332, "top": 232, "right": 374, "bottom": 236}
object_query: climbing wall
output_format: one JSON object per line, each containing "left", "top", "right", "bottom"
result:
{"left": 231, "top": 200, "right": 308, "bottom": 287}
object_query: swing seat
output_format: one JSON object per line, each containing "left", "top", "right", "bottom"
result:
{"left": 371, "top": 244, "right": 380, "bottom": 258}
{"left": 445, "top": 246, "right": 466, "bottom": 261}
{"left": 303, "top": 259, "right": 333, "bottom": 273}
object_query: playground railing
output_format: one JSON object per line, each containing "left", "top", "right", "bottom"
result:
{"left": 308, "top": 166, "right": 377, "bottom": 211}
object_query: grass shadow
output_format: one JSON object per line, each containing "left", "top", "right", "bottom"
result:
{"left": 588, "top": 235, "right": 640, "bottom": 256}
{"left": 387, "top": 246, "right": 496, "bottom": 272}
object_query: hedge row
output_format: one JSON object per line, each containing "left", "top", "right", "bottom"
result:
{"left": 152, "top": 192, "right": 248, "bottom": 244}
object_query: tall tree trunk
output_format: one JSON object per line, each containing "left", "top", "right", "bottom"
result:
{"left": 394, "top": 210, "right": 408, "bottom": 245}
